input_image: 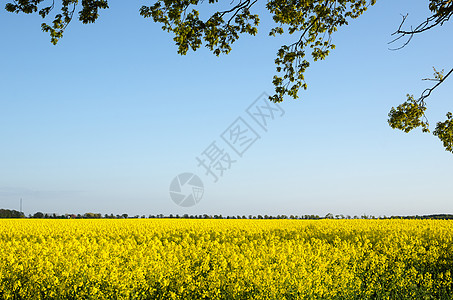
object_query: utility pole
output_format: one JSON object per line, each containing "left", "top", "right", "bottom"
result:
{"left": 20, "top": 198, "right": 22, "bottom": 214}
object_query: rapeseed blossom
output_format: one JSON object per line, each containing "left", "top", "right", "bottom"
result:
{"left": 0, "top": 219, "right": 452, "bottom": 299}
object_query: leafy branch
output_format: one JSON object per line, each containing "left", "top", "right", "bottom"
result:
{"left": 5, "top": 0, "right": 109, "bottom": 45}
{"left": 139, "top": 0, "right": 259, "bottom": 56}
{"left": 386, "top": 0, "right": 453, "bottom": 153}
{"left": 267, "top": 0, "right": 376, "bottom": 102}
{"left": 388, "top": 67, "right": 453, "bottom": 152}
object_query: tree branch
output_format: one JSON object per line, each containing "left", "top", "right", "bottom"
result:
{"left": 389, "top": 1, "right": 453, "bottom": 50}
{"left": 419, "top": 67, "right": 453, "bottom": 105}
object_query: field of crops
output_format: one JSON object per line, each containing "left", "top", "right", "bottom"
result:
{"left": 1, "top": 219, "right": 452, "bottom": 299}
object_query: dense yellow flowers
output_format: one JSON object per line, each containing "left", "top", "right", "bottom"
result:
{"left": 1, "top": 219, "right": 452, "bottom": 299}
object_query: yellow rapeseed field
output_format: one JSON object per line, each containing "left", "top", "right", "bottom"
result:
{"left": 1, "top": 219, "right": 452, "bottom": 299}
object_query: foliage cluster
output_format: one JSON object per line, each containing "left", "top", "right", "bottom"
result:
{"left": 4, "top": 0, "right": 453, "bottom": 152}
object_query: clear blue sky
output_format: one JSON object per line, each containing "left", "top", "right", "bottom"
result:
{"left": 1, "top": 0, "right": 452, "bottom": 217}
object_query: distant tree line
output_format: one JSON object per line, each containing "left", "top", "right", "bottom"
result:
{"left": 0, "top": 209, "right": 25, "bottom": 218}
{"left": 0, "top": 208, "right": 452, "bottom": 220}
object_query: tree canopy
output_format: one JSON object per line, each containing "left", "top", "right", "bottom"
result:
{"left": 5, "top": 0, "right": 452, "bottom": 153}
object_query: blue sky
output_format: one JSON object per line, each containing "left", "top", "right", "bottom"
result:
{"left": 1, "top": 0, "right": 452, "bottom": 217}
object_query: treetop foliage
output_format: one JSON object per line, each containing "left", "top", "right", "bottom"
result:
{"left": 4, "top": 0, "right": 452, "bottom": 153}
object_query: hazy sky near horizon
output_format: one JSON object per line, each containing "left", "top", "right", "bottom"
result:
{"left": 1, "top": 0, "right": 452, "bottom": 217}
